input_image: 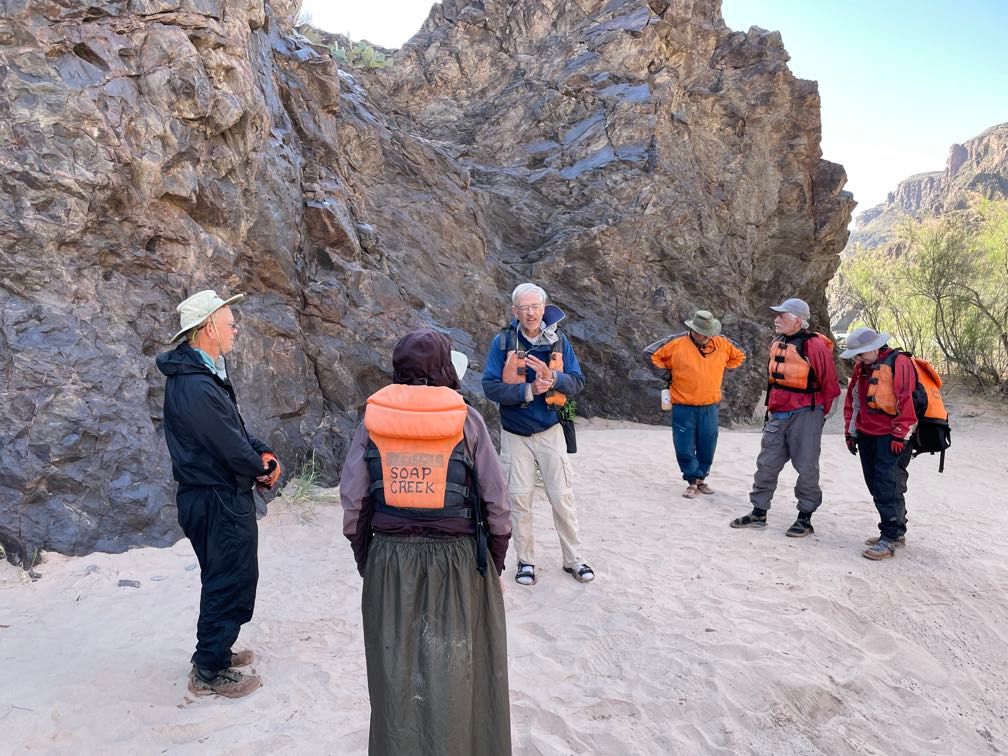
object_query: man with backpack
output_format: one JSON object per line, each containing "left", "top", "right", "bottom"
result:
{"left": 840, "top": 327, "right": 917, "bottom": 560}
{"left": 482, "top": 283, "right": 594, "bottom": 587}
{"left": 730, "top": 298, "right": 840, "bottom": 536}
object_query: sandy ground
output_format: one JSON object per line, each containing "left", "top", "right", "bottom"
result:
{"left": 2, "top": 393, "right": 1007, "bottom": 755}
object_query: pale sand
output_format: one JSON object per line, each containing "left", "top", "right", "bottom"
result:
{"left": 2, "top": 398, "right": 1007, "bottom": 754}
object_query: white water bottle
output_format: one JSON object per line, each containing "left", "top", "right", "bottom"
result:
{"left": 660, "top": 388, "right": 672, "bottom": 411}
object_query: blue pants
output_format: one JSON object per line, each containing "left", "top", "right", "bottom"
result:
{"left": 857, "top": 432, "right": 912, "bottom": 540}
{"left": 671, "top": 403, "right": 719, "bottom": 482}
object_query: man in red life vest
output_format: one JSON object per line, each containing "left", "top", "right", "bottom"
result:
{"left": 840, "top": 327, "right": 917, "bottom": 560}
{"left": 730, "top": 298, "right": 840, "bottom": 536}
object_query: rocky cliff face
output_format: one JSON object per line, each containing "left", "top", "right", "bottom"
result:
{"left": 850, "top": 123, "right": 1008, "bottom": 249}
{"left": 0, "top": 0, "right": 853, "bottom": 564}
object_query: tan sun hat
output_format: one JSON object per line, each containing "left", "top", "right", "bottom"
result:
{"left": 684, "top": 309, "right": 722, "bottom": 337}
{"left": 171, "top": 290, "right": 244, "bottom": 342}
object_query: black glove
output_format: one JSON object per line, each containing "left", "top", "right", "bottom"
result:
{"left": 845, "top": 435, "right": 858, "bottom": 456}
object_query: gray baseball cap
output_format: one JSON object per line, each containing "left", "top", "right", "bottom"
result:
{"left": 770, "top": 297, "right": 810, "bottom": 320}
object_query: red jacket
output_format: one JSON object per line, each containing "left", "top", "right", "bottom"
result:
{"left": 766, "top": 331, "right": 841, "bottom": 414}
{"left": 843, "top": 347, "right": 918, "bottom": 439}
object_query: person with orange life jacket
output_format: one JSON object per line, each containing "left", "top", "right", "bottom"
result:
{"left": 730, "top": 297, "right": 840, "bottom": 536}
{"left": 649, "top": 309, "right": 746, "bottom": 499}
{"left": 339, "top": 329, "right": 512, "bottom": 756}
{"left": 482, "top": 282, "right": 593, "bottom": 587}
{"left": 840, "top": 327, "right": 917, "bottom": 561}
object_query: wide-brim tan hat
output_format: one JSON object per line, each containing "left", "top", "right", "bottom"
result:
{"left": 171, "top": 290, "right": 245, "bottom": 342}
{"left": 684, "top": 309, "right": 722, "bottom": 337}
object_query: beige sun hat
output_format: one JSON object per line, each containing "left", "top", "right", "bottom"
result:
{"left": 684, "top": 309, "right": 722, "bottom": 337}
{"left": 171, "top": 290, "right": 245, "bottom": 342}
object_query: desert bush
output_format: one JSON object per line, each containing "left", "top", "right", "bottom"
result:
{"left": 831, "top": 200, "right": 1008, "bottom": 391}
{"left": 331, "top": 41, "right": 390, "bottom": 69}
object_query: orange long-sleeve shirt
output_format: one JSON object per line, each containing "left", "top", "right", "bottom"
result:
{"left": 650, "top": 333, "right": 746, "bottom": 406}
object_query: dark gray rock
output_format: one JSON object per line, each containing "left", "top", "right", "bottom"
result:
{"left": 0, "top": 0, "right": 853, "bottom": 565}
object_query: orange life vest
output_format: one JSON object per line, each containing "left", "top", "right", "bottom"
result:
{"left": 363, "top": 384, "right": 473, "bottom": 515}
{"left": 767, "top": 332, "right": 832, "bottom": 393}
{"left": 499, "top": 326, "right": 567, "bottom": 407}
{"left": 866, "top": 359, "right": 899, "bottom": 415}
{"left": 867, "top": 350, "right": 948, "bottom": 421}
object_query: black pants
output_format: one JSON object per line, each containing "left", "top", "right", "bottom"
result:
{"left": 177, "top": 486, "right": 259, "bottom": 673}
{"left": 857, "top": 432, "right": 912, "bottom": 540}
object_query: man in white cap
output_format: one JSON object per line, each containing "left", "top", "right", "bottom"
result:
{"left": 840, "top": 327, "right": 917, "bottom": 560}
{"left": 730, "top": 297, "right": 839, "bottom": 536}
{"left": 648, "top": 309, "right": 746, "bottom": 498}
{"left": 156, "top": 290, "right": 282, "bottom": 697}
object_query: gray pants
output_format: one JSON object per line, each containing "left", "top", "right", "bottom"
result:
{"left": 749, "top": 409, "right": 826, "bottom": 514}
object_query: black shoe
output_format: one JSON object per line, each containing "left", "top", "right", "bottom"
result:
{"left": 785, "top": 516, "right": 814, "bottom": 538}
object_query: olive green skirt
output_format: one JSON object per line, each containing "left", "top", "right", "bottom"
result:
{"left": 362, "top": 534, "right": 511, "bottom": 756}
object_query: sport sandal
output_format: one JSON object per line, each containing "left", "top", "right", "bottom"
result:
{"left": 515, "top": 562, "right": 536, "bottom": 586}
{"left": 730, "top": 513, "right": 767, "bottom": 528}
{"left": 695, "top": 481, "right": 715, "bottom": 495}
{"left": 563, "top": 563, "right": 595, "bottom": 583}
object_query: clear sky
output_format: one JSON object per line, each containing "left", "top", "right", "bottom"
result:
{"left": 301, "top": 0, "right": 1007, "bottom": 216}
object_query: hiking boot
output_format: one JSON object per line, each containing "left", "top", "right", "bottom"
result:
{"left": 862, "top": 537, "right": 898, "bottom": 560}
{"left": 730, "top": 512, "right": 767, "bottom": 529}
{"left": 695, "top": 481, "right": 715, "bottom": 495}
{"left": 785, "top": 516, "right": 814, "bottom": 538}
{"left": 682, "top": 483, "right": 699, "bottom": 499}
{"left": 229, "top": 649, "right": 255, "bottom": 668}
{"left": 188, "top": 667, "right": 262, "bottom": 698}
{"left": 190, "top": 650, "right": 254, "bottom": 674}
{"left": 865, "top": 535, "right": 906, "bottom": 548}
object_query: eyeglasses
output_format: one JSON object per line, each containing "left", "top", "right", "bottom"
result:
{"left": 210, "top": 318, "right": 238, "bottom": 332}
{"left": 513, "top": 303, "right": 544, "bottom": 313}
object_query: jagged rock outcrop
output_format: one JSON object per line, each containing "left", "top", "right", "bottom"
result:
{"left": 0, "top": 0, "right": 853, "bottom": 564}
{"left": 850, "top": 122, "right": 1008, "bottom": 250}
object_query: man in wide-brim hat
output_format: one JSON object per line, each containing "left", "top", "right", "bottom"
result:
{"left": 648, "top": 309, "right": 746, "bottom": 498}
{"left": 840, "top": 327, "right": 917, "bottom": 560}
{"left": 156, "top": 289, "right": 282, "bottom": 698}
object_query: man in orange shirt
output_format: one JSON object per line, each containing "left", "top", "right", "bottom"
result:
{"left": 649, "top": 310, "right": 746, "bottom": 498}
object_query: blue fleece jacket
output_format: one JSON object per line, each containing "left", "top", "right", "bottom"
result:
{"left": 482, "top": 308, "right": 584, "bottom": 436}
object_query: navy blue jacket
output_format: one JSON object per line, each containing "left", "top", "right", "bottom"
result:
{"left": 482, "top": 306, "right": 584, "bottom": 436}
{"left": 156, "top": 342, "right": 271, "bottom": 491}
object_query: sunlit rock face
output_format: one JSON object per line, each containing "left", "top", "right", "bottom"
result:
{"left": 851, "top": 122, "right": 1008, "bottom": 250}
{"left": 0, "top": 0, "right": 852, "bottom": 562}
